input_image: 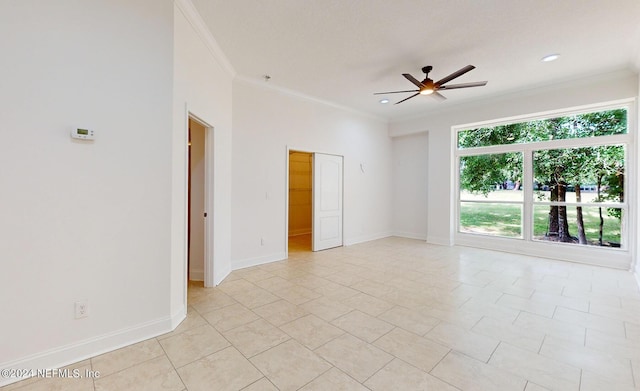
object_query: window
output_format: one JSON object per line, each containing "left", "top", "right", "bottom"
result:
{"left": 455, "top": 104, "right": 630, "bottom": 254}
{"left": 459, "top": 152, "right": 523, "bottom": 238}
{"left": 532, "top": 144, "right": 625, "bottom": 247}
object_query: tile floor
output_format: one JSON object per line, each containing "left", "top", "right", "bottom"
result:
{"left": 4, "top": 236, "right": 640, "bottom": 390}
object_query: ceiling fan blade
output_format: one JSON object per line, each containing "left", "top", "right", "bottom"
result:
{"left": 403, "top": 74, "right": 425, "bottom": 88}
{"left": 394, "top": 93, "right": 420, "bottom": 105}
{"left": 438, "top": 81, "right": 487, "bottom": 90}
{"left": 432, "top": 91, "right": 447, "bottom": 101}
{"left": 435, "top": 65, "right": 475, "bottom": 86}
{"left": 373, "top": 89, "right": 419, "bottom": 95}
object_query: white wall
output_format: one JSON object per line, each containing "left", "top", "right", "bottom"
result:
{"left": 391, "top": 132, "right": 429, "bottom": 240}
{"left": 0, "top": 0, "right": 174, "bottom": 380}
{"left": 172, "top": 0, "right": 234, "bottom": 311}
{"left": 390, "top": 69, "right": 639, "bottom": 257}
{"left": 231, "top": 81, "right": 393, "bottom": 269}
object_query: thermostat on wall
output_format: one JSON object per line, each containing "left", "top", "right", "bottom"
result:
{"left": 71, "top": 128, "right": 95, "bottom": 140}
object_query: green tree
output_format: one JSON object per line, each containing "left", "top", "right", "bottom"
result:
{"left": 459, "top": 108, "right": 626, "bottom": 245}
{"left": 532, "top": 118, "right": 573, "bottom": 242}
{"left": 591, "top": 144, "right": 625, "bottom": 245}
{"left": 459, "top": 153, "right": 521, "bottom": 196}
{"left": 459, "top": 123, "right": 526, "bottom": 195}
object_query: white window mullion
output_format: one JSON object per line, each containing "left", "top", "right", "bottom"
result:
{"left": 457, "top": 133, "right": 629, "bottom": 157}
{"left": 523, "top": 148, "right": 533, "bottom": 241}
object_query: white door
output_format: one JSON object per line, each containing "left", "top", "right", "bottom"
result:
{"left": 312, "top": 153, "right": 343, "bottom": 251}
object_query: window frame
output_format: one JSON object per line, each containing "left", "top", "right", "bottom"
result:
{"left": 452, "top": 99, "right": 635, "bottom": 269}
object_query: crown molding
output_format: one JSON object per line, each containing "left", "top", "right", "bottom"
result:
{"left": 174, "top": 0, "right": 236, "bottom": 77}
{"left": 235, "top": 75, "right": 387, "bottom": 124}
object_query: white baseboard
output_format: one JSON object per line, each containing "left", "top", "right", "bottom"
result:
{"left": 344, "top": 232, "right": 392, "bottom": 246}
{"left": 0, "top": 315, "right": 177, "bottom": 387}
{"left": 232, "top": 252, "right": 286, "bottom": 271}
{"left": 170, "top": 306, "right": 187, "bottom": 330}
{"left": 213, "top": 266, "right": 231, "bottom": 287}
{"left": 288, "top": 229, "right": 311, "bottom": 237}
{"left": 392, "top": 231, "right": 428, "bottom": 241}
{"left": 427, "top": 234, "right": 453, "bottom": 246}
{"left": 189, "top": 269, "right": 204, "bottom": 282}
{"left": 455, "top": 234, "right": 630, "bottom": 270}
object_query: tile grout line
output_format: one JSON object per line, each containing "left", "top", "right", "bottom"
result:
{"left": 15, "top": 238, "right": 640, "bottom": 391}
{"left": 289, "top": 364, "right": 333, "bottom": 391}
{"left": 486, "top": 340, "right": 501, "bottom": 365}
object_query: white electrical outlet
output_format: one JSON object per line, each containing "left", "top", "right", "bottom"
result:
{"left": 75, "top": 300, "right": 88, "bottom": 319}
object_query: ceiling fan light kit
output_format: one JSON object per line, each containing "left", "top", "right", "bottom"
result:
{"left": 374, "top": 64, "right": 487, "bottom": 104}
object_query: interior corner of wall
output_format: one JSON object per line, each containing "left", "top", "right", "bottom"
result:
{"left": 427, "top": 235, "right": 453, "bottom": 246}
{"left": 391, "top": 231, "right": 428, "bottom": 241}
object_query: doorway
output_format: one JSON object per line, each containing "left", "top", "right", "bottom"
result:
{"left": 288, "top": 151, "right": 313, "bottom": 253}
{"left": 287, "top": 150, "right": 344, "bottom": 254}
{"left": 188, "top": 117, "right": 207, "bottom": 282}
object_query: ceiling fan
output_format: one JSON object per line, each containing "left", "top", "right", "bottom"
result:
{"left": 374, "top": 65, "right": 487, "bottom": 104}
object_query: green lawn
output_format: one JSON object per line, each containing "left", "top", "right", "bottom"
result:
{"left": 460, "top": 202, "right": 622, "bottom": 245}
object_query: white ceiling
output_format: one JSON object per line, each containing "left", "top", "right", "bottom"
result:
{"left": 191, "top": 0, "right": 640, "bottom": 121}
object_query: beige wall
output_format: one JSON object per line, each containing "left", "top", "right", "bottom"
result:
{"left": 189, "top": 119, "right": 206, "bottom": 280}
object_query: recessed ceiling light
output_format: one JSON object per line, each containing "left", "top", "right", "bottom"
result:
{"left": 541, "top": 53, "right": 560, "bottom": 62}
{"left": 379, "top": 98, "right": 390, "bottom": 104}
